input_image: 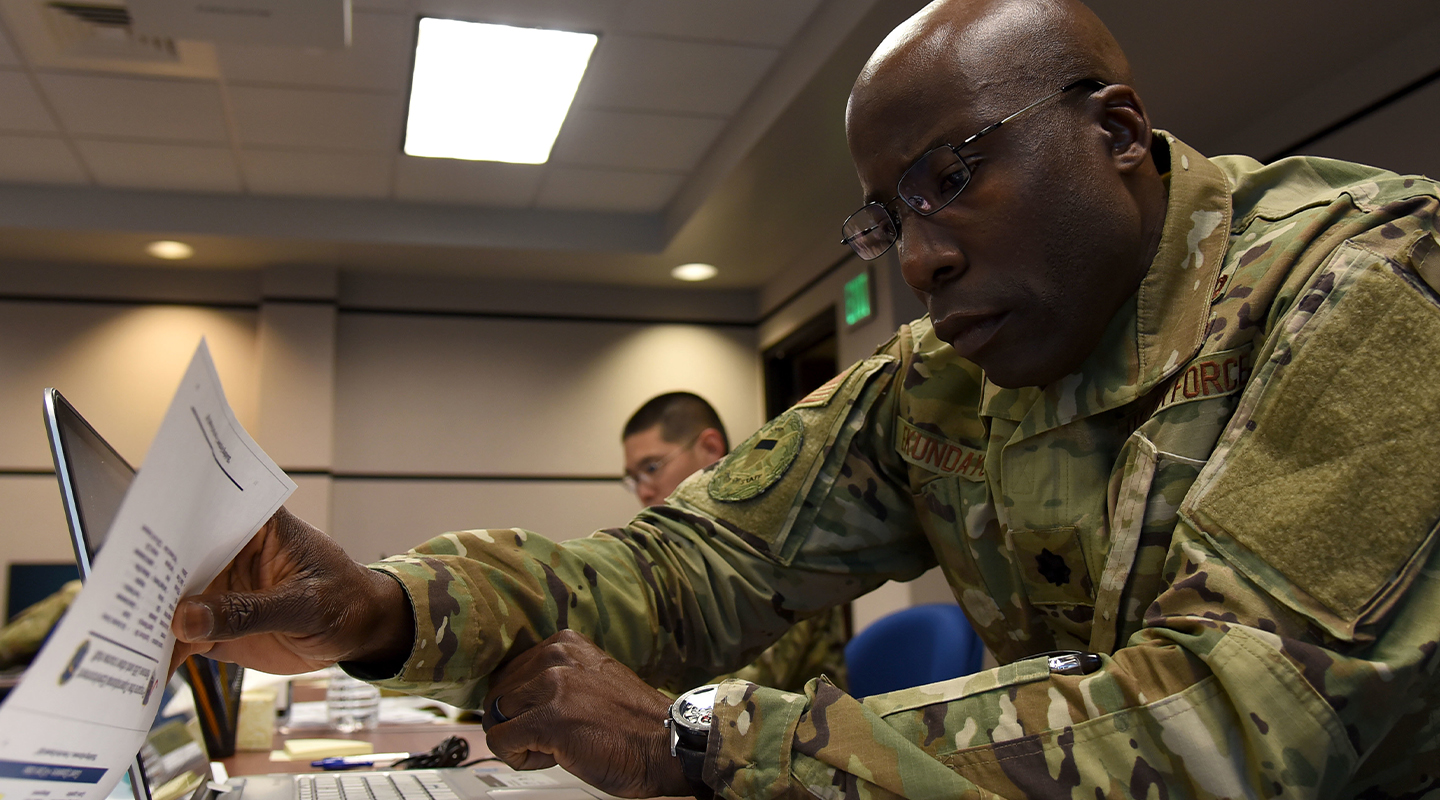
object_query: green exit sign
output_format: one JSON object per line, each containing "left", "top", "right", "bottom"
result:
{"left": 844, "top": 269, "right": 873, "bottom": 327}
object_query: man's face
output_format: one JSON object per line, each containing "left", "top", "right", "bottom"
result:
{"left": 622, "top": 426, "right": 719, "bottom": 507}
{"left": 846, "top": 67, "right": 1147, "bottom": 388}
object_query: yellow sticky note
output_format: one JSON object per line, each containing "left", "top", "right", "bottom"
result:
{"left": 282, "top": 739, "right": 374, "bottom": 759}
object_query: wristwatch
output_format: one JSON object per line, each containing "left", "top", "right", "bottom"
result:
{"left": 666, "top": 684, "right": 718, "bottom": 799}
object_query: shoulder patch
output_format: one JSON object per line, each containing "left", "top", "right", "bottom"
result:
{"left": 793, "top": 365, "right": 855, "bottom": 408}
{"left": 708, "top": 411, "right": 805, "bottom": 502}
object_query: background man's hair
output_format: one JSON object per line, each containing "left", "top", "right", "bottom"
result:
{"left": 624, "top": 392, "right": 729, "bottom": 452}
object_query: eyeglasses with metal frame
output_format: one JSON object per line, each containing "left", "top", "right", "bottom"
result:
{"left": 621, "top": 431, "right": 702, "bottom": 495}
{"left": 839, "top": 78, "right": 1110, "bottom": 261}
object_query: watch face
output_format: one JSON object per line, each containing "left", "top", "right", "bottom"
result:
{"left": 675, "top": 685, "right": 718, "bottom": 733}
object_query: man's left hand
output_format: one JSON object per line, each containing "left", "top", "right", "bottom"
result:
{"left": 482, "top": 630, "right": 695, "bottom": 799}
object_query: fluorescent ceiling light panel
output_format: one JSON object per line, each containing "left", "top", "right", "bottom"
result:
{"left": 405, "top": 18, "right": 597, "bottom": 164}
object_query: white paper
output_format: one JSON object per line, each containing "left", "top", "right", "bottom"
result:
{"left": 0, "top": 341, "right": 296, "bottom": 800}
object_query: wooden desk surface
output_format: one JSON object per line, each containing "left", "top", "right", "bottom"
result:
{"left": 222, "top": 721, "right": 491, "bottom": 776}
{"left": 222, "top": 678, "right": 491, "bottom": 776}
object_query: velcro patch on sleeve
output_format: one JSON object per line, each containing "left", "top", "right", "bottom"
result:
{"left": 1186, "top": 257, "right": 1440, "bottom": 623}
{"left": 895, "top": 418, "right": 986, "bottom": 480}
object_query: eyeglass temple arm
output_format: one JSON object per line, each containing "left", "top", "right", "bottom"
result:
{"left": 958, "top": 78, "right": 1110, "bottom": 148}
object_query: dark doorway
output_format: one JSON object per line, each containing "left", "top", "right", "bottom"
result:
{"left": 763, "top": 308, "right": 839, "bottom": 421}
{"left": 760, "top": 306, "right": 851, "bottom": 639}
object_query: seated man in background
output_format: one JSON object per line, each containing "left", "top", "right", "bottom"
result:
{"left": 622, "top": 392, "right": 848, "bottom": 694}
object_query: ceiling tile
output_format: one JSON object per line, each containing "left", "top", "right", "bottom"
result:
{"left": 228, "top": 86, "right": 403, "bottom": 151}
{"left": 0, "top": 20, "right": 20, "bottom": 66}
{"left": 243, "top": 149, "right": 393, "bottom": 198}
{"left": 551, "top": 109, "right": 725, "bottom": 172}
{"left": 0, "top": 134, "right": 86, "bottom": 184}
{"left": 579, "top": 35, "right": 778, "bottom": 116}
{"left": 1302, "top": 79, "right": 1440, "bottom": 187}
{"left": 534, "top": 166, "right": 681, "bottom": 212}
{"left": 217, "top": 11, "right": 414, "bottom": 93}
{"left": 353, "top": 0, "right": 410, "bottom": 9}
{"left": 394, "top": 156, "right": 545, "bottom": 206}
{"left": 0, "top": 69, "right": 56, "bottom": 132}
{"left": 616, "top": 0, "right": 823, "bottom": 47}
{"left": 412, "top": 0, "right": 623, "bottom": 31}
{"left": 36, "top": 74, "right": 229, "bottom": 142}
{"left": 75, "top": 139, "right": 241, "bottom": 192}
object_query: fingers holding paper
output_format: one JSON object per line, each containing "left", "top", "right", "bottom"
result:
{"left": 169, "top": 506, "right": 415, "bottom": 676}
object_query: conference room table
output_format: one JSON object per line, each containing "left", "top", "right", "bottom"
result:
{"left": 220, "top": 677, "right": 493, "bottom": 776}
{"left": 216, "top": 679, "right": 686, "bottom": 800}
{"left": 220, "top": 720, "right": 492, "bottom": 776}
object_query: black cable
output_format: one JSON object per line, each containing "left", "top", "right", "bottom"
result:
{"left": 391, "top": 736, "right": 470, "bottom": 769}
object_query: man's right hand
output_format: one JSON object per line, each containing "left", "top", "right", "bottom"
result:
{"left": 168, "top": 506, "right": 415, "bottom": 677}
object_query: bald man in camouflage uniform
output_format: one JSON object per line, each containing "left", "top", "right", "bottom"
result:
{"left": 173, "top": 0, "right": 1440, "bottom": 796}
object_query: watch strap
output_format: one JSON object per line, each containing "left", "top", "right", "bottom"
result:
{"left": 674, "top": 741, "right": 714, "bottom": 800}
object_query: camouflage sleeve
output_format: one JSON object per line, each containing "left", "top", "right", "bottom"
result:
{"left": 360, "top": 340, "right": 934, "bottom": 706}
{"left": 712, "top": 606, "right": 849, "bottom": 694}
{"left": 0, "top": 580, "right": 81, "bottom": 669}
{"left": 705, "top": 225, "right": 1440, "bottom": 796}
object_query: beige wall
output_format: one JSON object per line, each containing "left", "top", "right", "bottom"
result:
{"left": 333, "top": 314, "right": 761, "bottom": 476}
{"left": 2, "top": 254, "right": 928, "bottom": 635}
{"left": 0, "top": 270, "right": 763, "bottom": 612}
{"left": 0, "top": 301, "right": 260, "bottom": 469}
{"left": 327, "top": 311, "right": 763, "bottom": 556}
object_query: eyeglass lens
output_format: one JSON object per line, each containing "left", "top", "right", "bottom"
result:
{"left": 840, "top": 147, "right": 973, "bottom": 261}
{"left": 840, "top": 205, "right": 898, "bottom": 260}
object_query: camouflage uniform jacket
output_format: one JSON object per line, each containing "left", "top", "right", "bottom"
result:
{"left": 712, "top": 606, "right": 848, "bottom": 695}
{"left": 366, "top": 133, "right": 1440, "bottom": 798}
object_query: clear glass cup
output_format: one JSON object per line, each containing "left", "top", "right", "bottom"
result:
{"left": 325, "top": 666, "right": 380, "bottom": 732}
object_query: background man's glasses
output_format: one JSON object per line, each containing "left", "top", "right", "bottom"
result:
{"left": 621, "top": 432, "right": 701, "bottom": 495}
{"left": 840, "top": 78, "right": 1108, "bottom": 261}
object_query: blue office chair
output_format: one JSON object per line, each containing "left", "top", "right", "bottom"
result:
{"left": 844, "top": 603, "right": 984, "bottom": 698}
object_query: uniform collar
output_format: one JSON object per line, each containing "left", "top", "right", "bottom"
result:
{"left": 979, "top": 133, "right": 1233, "bottom": 430}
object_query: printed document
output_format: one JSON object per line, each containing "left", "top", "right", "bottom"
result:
{"left": 0, "top": 341, "right": 296, "bottom": 800}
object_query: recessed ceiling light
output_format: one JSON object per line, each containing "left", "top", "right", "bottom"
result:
{"left": 146, "top": 240, "right": 194, "bottom": 260}
{"left": 404, "top": 18, "right": 598, "bottom": 164}
{"left": 671, "top": 263, "right": 718, "bottom": 282}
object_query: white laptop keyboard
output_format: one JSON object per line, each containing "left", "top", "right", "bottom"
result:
{"left": 296, "top": 772, "right": 460, "bottom": 800}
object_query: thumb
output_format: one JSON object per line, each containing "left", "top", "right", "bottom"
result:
{"left": 172, "top": 583, "right": 319, "bottom": 643}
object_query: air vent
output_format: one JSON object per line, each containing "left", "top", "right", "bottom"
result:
{"left": 48, "top": 2, "right": 129, "bottom": 25}
{"left": 0, "top": 0, "right": 219, "bottom": 77}
{"left": 42, "top": 1, "right": 177, "bottom": 61}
